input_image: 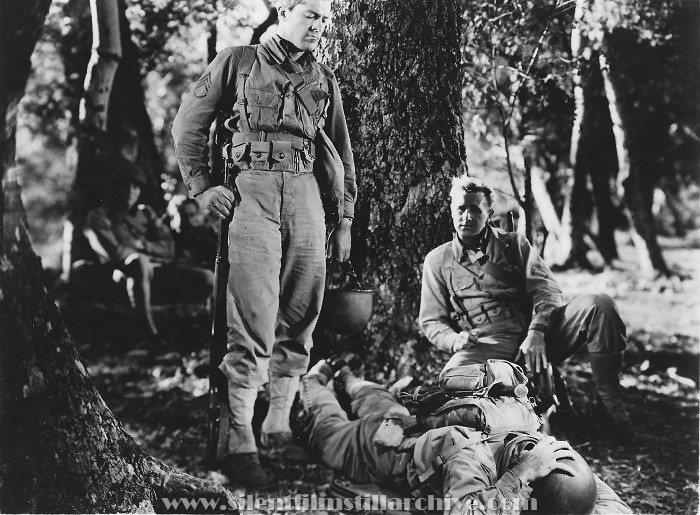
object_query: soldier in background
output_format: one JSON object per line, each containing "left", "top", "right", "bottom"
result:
{"left": 85, "top": 164, "right": 213, "bottom": 344}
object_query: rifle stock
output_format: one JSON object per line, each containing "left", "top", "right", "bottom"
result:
{"left": 205, "top": 152, "right": 237, "bottom": 467}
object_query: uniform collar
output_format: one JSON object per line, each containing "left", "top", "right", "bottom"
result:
{"left": 262, "top": 33, "right": 314, "bottom": 66}
{"left": 451, "top": 224, "right": 510, "bottom": 263}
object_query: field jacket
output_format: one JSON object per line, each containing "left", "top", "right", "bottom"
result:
{"left": 420, "top": 226, "right": 564, "bottom": 353}
{"left": 172, "top": 34, "right": 356, "bottom": 224}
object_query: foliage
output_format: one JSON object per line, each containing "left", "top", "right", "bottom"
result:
{"left": 461, "top": 0, "right": 576, "bottom": 176}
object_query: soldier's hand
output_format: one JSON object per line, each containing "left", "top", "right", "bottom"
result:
{"left": 327, "top": 218, "right": 352, "bottom": 262}
{"left": 197, "top": 186, "right": 235, "bottom": 220}
{"left": 511, "top": 437, "right": 576, "bottom": 484}
{"left": 451, "top": 330, "right": 480, "bottom": 353}
{"left": 517, "top": 329, "right": 548, "bottom": 374}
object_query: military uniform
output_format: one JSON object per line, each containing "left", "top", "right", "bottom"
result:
{"left": 84, "top": 203, "right": 214, "bottom": 332}
{"left": 302, "top": 373, "right": 631, "bottom": 515}
{"left": 420, "top": 226, "right": 630, "bottom": 434}
{"left": 172, "top": 34, "right": 357, "bottom": 467}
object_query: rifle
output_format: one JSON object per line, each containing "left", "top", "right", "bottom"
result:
{"left": 204, "top": 144, "right": 238, "bottom": 467}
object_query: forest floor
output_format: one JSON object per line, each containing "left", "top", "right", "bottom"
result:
{"left": 61, "top": 234, "right": 699, "bottom": 514}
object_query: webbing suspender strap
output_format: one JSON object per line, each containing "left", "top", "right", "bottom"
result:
{"left": 257, "top": 45, "right": 323, "bottom": 122}
{"left": 235, "top": 45, "right": 257, "bottom": 133}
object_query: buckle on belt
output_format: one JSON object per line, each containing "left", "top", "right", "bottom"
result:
{"left": 221, "top": 143, "right": 232, "bottom": 160}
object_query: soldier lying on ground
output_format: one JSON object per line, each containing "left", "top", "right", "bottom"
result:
{"left": 84, "top": 163, "right": 214, "bottom": 344}
{"left": 300, "top": 358, "right": 632, "bottom": 515}
{"left": 420, "top": 175, "right": 632, "bottom": 442}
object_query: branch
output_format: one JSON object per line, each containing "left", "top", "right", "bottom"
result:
{"left": 505, "top": 0, "right": 566, "bottom": 121}
{"left": 499, "top": 107, "right": 524, "bottom": 207}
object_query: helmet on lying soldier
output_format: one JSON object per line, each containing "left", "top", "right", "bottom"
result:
{"left": 522, "top": 448, "right": 597, "bottom": 515}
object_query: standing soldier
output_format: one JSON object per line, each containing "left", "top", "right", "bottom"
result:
{"left": 172, "top": 0, "right": 356, "bottom": 487}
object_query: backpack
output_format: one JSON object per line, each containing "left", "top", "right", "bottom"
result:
{"left": 398, "top": 360, "right": 540, "bottom": 434}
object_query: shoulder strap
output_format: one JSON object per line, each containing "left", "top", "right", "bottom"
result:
{"left": 275, "top": 60, "right": 323, "bottom": 119}
{"left": 238, "top": 45, "right": 257, "bottom": 76}
{"left": 234, "top": 45, "right": 257, "bottom": 133}
{"left": 416, "top": 432, "right": 502, "bottom": 484}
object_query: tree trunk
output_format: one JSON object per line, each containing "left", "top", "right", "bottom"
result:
{"left": 66, "top": 0, "right": 166, "bottom": 271}
{"left": 567, "top": 0, "right": 619, "bottom": 268}
{"left": 600, "top": 32, "right": 670, "bottom": 276}
{"left": 1, "top": 195, "right": 236, "bottom": 512}
{"left": 1, "top": 3, "right": 236, "bottom": 511}
{"left": 80, "top": 0, "right": 122, "bottom": 132}
{"left": 0, "top": 0, "right": 53, "bottom": 246}
{"left": 334, "top": 0, "right": 466, "bottom": 374}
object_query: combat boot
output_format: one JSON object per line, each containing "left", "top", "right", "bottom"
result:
{"left": 590, "top": 352, "right": 634, "bottom": 444}
{"left": 223, "top": 386, "right": 271, "bottom": 488}
{"left": 300, "top": 360, "right": 333, "bottom": 411}
{"left": 260, "top": 375, "right": 310, "bottom": 463}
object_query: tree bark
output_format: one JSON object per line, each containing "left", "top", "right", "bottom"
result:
{"left": 333, "top": 0, "right": 466, "bottom": 374}
{"left": 1, "top": 2, "right": 236, "bottom": 511}
{"left": 0, "top": 0, "right": 53, "bottom": 246}
{"left": 80, "top": 0, "right": 122, "bottom": 132}
{"left": 1, "top": 200, "right": 237, "bottom": 511}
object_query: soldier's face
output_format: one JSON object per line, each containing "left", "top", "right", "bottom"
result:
{"left": 127, "top": 182, "right": 141, "bottom": 210}
{"left": 451, "top": 191, "right": 493, "bottom": 240}
{"left": 277, "top": 0, "right": 332, "bottom": 52}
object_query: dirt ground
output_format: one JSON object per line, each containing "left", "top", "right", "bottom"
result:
{"left": 67, "top": 236, "right": 699, "bottom": 514}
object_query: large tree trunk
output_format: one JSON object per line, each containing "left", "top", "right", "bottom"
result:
{"left": 0, "top": 2, "right": 236, "bottom": 511}
{"left": 334, "top": 0, "right": 466, "bottom": 374}
{"left": 0, "top": 0, "right": 53, "bottom": 244}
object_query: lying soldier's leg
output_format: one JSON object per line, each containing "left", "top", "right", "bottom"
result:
{"left": 303, "top": 361, "right": 413, "bottom": 485}
{"left": 335, "top": 365, "right": 412, "bottom": 420}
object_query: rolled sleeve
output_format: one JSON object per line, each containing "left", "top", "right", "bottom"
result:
{"left": 419, "top": 245, "right": 461, "bottom": 353}
{"left": 323, "top": 75, "right": 356, "bottom": 218}
{"left": 172, "top": 47, "right": 242, "bottom": 197}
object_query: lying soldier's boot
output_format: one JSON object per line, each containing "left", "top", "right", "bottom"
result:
{"left": 307, "top": 359, "right": 334, "bottom": 386}
{"left": 301, "top": 360, "right": 333, "bottom": 412}
{"left": 260, "top": 431, "right": 310, "bottom": 463}
{"left": 221, "top": 452, "right": 271, "bottom": 489}
{"left": 333, "top": 365, "right": 355, "bottom": 412}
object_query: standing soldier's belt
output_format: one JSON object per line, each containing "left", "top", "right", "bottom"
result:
{"left": 224, "top": 130, "right": 316, "bottom": 174}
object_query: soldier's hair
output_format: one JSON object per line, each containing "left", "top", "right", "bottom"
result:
{"left": 450, "top": 175, "right": 495, "bottom": 206}
{"left": 277, "top": 0, "right": 309, "bottom": 10}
